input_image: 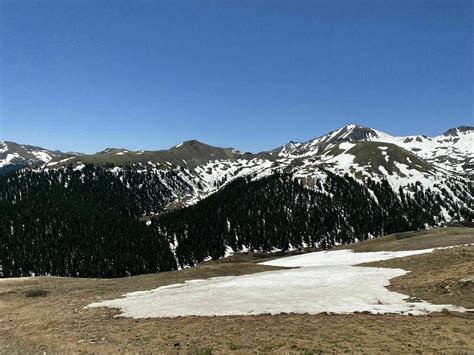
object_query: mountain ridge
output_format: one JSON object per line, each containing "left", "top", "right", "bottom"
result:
{"left": 1, "top": 124, "right": 472, "bottom": 210}
{"left": 2, "top": 124, "right": 471, "bottom": 163}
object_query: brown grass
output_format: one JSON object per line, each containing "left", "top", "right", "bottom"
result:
{"left": 1, "top": 227, "right": 473, "bottom": 353}
{"left": 23, "top": 289, "right": 49, "bottom": 298}
{"left": 340, "top": 227, "right": 474, "bottom": 252}
{"left": 362, "top": 245, "right": 474, "bottom": 309}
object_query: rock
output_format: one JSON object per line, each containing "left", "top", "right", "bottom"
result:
{"left": 458, "top": 275, "right": 474, "bottom": 286}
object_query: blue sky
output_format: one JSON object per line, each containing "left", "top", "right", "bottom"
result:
{"left": 1, "top": 0, "right": 472, "bottom": 153}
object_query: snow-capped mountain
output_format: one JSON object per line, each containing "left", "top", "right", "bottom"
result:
{"left": 0, "top": 141, "right": 78, "bottom": 175}
{"left": 274, "top": 124, "right": 473, "bottom": 176}
{"left": 2, "top": 124, "right": 472, "bottom": 211}
{"left": 396, "top": 126, "right": 473, "bottom": 175}
{"left": 268, "top": 124, "right": 472, "bottom": 187}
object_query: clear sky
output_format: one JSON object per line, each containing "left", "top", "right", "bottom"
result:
{"left": 0, "top": 0, "right": 472, "bottom": 153}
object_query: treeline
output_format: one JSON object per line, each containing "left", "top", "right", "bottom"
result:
{"left": 0, "top": 165, "right": 472, "bottom": 277}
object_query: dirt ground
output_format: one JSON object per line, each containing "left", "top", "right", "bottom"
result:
{"left": 1, "top": 227, "right": 473, "bottom": 353}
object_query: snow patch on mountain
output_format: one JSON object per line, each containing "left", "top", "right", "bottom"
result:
{"left": 0, "top": 153, "right": 20, "bottom": 168}
{"left": 30, "top": 150, "right": 52, "bottom": 163}
{"left": 0, "top": 141, "right": 70, "bottom": 173}
{"left": 46, "top": 157, "right": 76, "bottom": 167}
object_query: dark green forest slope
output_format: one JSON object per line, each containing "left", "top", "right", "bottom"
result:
{"left": 0, "top": 165, "right": 472, "bottom": 277}
{"left": 155, "top": 172, "right": 472, "bottom": 267}
{"left": 0, "top": 166, "right": 179, "bottom": 277}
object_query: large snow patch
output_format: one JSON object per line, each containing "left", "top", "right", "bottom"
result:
{"left": 86, "top": 248, "right": 470, "bottom": 318}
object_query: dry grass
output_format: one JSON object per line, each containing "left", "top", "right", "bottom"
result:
{"left": 23, "top": 289, "right": 49, "bottom": 298}
{"left": 340, "top": 227, "right": 474, "bottom": 252}
{"left": 1, "top": 227, "right": 473, "bottom": 353}
{"left": 362, "top": 245, "right": 474, "bottom": 309}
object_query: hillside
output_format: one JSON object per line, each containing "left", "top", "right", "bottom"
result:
{"left": 1, "top": 167, "right": 472, "bottom": 277}
{"left": 0, "top": 141, "right": 75, "bottom": 175}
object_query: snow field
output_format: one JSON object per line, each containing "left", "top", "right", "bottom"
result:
{"left": 86, "top": 247, "right": 470, "bottom": 318}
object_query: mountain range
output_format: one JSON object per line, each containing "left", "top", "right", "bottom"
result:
{"left": 2, "top": 124, "right": 472, "bottom": 208}
{"left": 1, "top": 124, "right": 472, "bottom": 277}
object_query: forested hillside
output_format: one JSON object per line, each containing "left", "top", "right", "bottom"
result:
{"left": 0, "top": 166, "right": 178, "bottom": 277}
{"left": 155, "top": 172, "right": 472, "bottom": 267}
{"left": 0, "top": 165, "right": 472, "bottom": 277}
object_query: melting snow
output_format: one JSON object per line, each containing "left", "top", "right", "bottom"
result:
{"left": 338, "top": 142, "right": 355, "bottom": 150}
{"left": 31, "top": 150, "right": 52, "bottom": 163}
{"left": 86, "top": 247, "right": 469, "bottom": 318}
{"left": 46, "top": 157, "right": 75, "bottom": 166}
{"left": 0, "top": 153, "right": 20, "bottom": 168}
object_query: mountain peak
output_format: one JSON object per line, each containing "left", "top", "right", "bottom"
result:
{"left": 341, "top": 123, "right": 366, "bottom": 130}
{"left": 330, "top": 124, "right": 380, "bottom": 142}
{"left": 181, "top": 139, "right": 207, "bottom": 147}
{"left": 442, "top": 126, "right": 474, "bottom": 136}
{"left": 171, "top": 140, "right": 239, "bottom": 154}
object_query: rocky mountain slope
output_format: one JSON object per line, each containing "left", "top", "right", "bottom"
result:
{"left": 273, "top": 124, "right": 473, "bottom": 176}
{"left": 395, "top": 126, "right": 473, "bottom": 175}
{"left": 0, "top": 141, "right": 79, "bottom": 175}
{"left": 1, "top": 124, "right": 472, "bottom": 210}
